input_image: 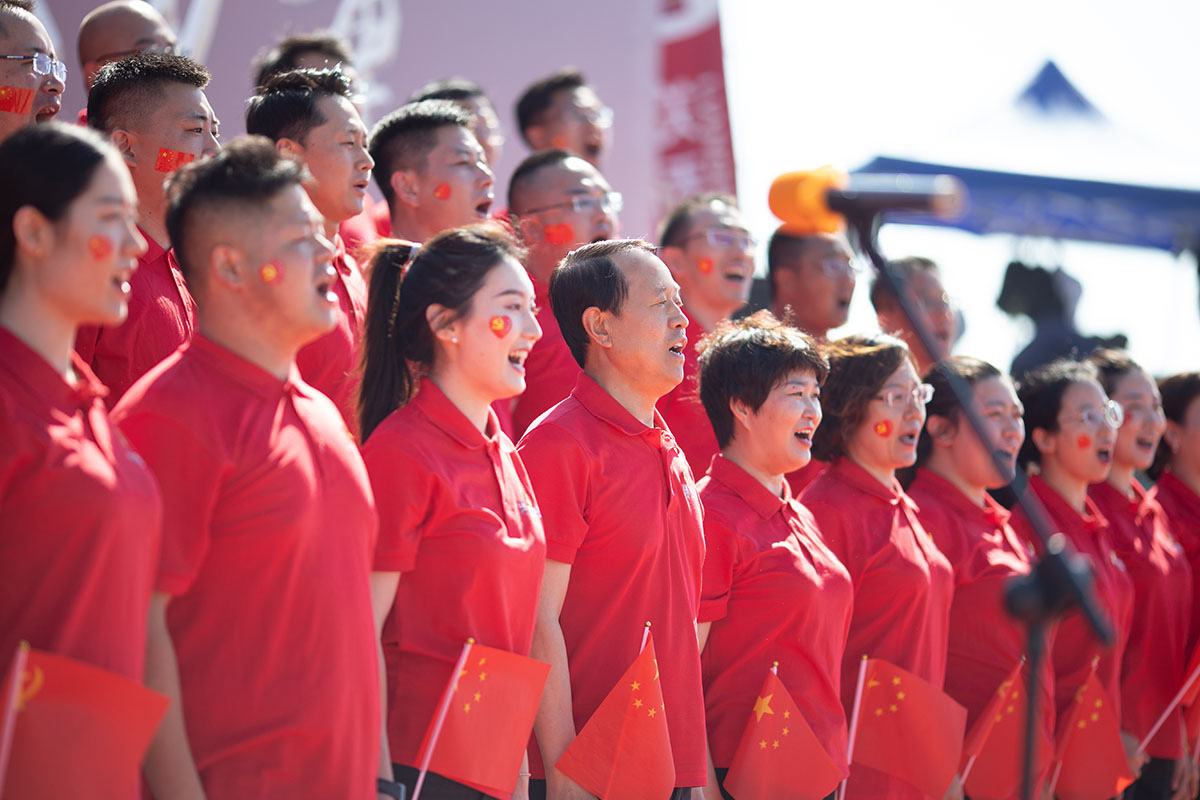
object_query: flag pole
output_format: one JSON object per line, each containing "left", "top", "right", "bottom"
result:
{"left": 1192, "top": 726, "right": 1200, "bottom": 766}
{"left": 960, "top": 754, "right": 978, "bottom": 784}
{"left": 640, "top": 621, "right": 651, "bottom": 654}
{"left": 771, "top": 661, "right": 779, "bottom": 676}
{"left": 412, "top": 638, "right": 475, "bottom": 800}
{"left": 0, "top": 641, "right": 29, "bottom": 790}
{"left": 838, "top": 656, "right": 869, "bottom": 800}
{"left": 1136, "top": 658, "right": 1200, "bottom": 755}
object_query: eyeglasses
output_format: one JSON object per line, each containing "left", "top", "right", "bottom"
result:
{"left": 915, "top": 292, "right": 953, "bottom": 313}
{"left": 1121, "top": 400, "right": 1166, "bottom": 423}
{"left": 684, "top": 228, "right": 757, "bottom": 252}
{"left": 875, "top": 383, "right": 935, "bottom": 409}
{"left": 92, "top": 41, "right": 177, "bottom": 65}
{"left": 523, "top": 191, "right": 623, "bottom": 216}
{"left": 819, "top": 257, "right": 863, "bottom": 278}
{"left": 563, "top": 104, "right": 614, "bottom": 129}
{"left": 1061, "top": 400, "right": 1125, "bottom": 432}
{"left": 0, "top": 53, "right": 67, "bottom": 82}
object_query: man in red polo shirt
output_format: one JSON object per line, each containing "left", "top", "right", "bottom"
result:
{"left": 113, "top": 138, "right": 382, "bottom": 800}
{"left": 79, "top": 52, "right": 218, "bottom": 403}
{"left": 519, "top": 240, "right": 707, "bottom": 799}
{"left": 507, "top": 148, "right": 620, "bottom": 436}
{"left": 367, "top": 99, "right": 494, "bottom": 244}
{"left": 515, "top": 68, "right": 612, "bottom": 168}
{"left": 246, "top": 66, "right": 374, "bottom": 435}
{"left": 657, "top": 193, "right": 755, "bottom": 477}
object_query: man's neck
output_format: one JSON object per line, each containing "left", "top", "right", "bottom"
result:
{"left": 322, "top": 217, "right": 340, "bottom": 243}
{"left": 525, "top": 251, "right": 560, "bottom": 289}
{"left": 137, "top": 202, "right": 169, "bottom": 251}
{"left": 196, "top": 309, "right": 296, "bottom": 382}
{"left": 584, "top": 361, "right": 660, "bottom": 428}
{"left": 390, "top": 210, "right": 436, "bottom": 244}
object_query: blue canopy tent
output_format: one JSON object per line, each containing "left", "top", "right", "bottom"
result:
{"left": 857, "top": 62, "right": 1200, "bottom": 256}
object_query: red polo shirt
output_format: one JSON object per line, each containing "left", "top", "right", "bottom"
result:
{"left": 296, "top": 234, "right": 368, "bottom": 437}
{"left": 801, "top": 457, "right": 954, "bottom": 800}
{"left": 360, "top": 378, "right": 546, "bottom": 769}
{"left": 1090, "top": 479, "right": 1192, "bottom": 758}
{"left": 908, "top": 469, "right": 1055, "bottom": 774}
{"left": 74, "top": 228, "right": 196, "bottom": 406}
{"left": 1010, "top": 476, "right": 1133, "bottom": 731}
{"left": 0, "top": 325, "right": 161, "bottom": 684}
{"left": 1151, "top": 473, "right": 1200, "bottom": 654}
{"left": 510, "top": 276, "right": 580, "bottom": 438}
{"left": 657, "top": 319, "right": 718, "bottom": 478}
{"left": 787, "top": 458, "right": 828, "bottom": 496}
{"left": 518, "top": 373, "right": 707, "bottom": 786}
{"left": 698, "top": 455, "right": 853, "bottom": 770}
{"left": 338, "top": 193, "right": 385, "bottom": 257}
{"left": 113, "top": 334, "right": 379, "bottom": 800}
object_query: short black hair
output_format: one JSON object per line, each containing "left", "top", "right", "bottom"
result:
{"left": 245, "top": 67, "right": 354, "bottom": 144}
{"left": 408, "top": 76, "right": 486, "bottom": 104}
{"left": 1087, "top": 348, "right": 1143, "bottom": 398}
{"left": 515, "top": 67, "right": 586, "bottom": 143}
{"left": 550, "top": 239, "right": 655, "bottom": 368}
{"left": 507, "top": 148, "right": 574, "bottom": 213}
{"left": 658, "top": 192, "right": 738, "bottom": 249}
{"left": 368, "top": 99, "right": 472, "bottom": 206}
{"left": 252, "top": 32, "right": 353, "bottom": 90}
{"left": 871, "top": 256, "right": 939, "bottom": 312}
{"left": 0, "top": 1, "right": 35, "bottom": 13}
{"left": 1016, "top": 358, "right": 1099, "bottom": 469}
{"left": 0, "top": 123, "right": 114, "bottom": 293}
{"left": 766, "top": 227, "right": 819, "bottom": 299}
{"left": 87, "top": 51, "right": 210, "bottom": 134}
{"left": 698, "top": 311, "right": 829, "bottom": 449}
{"left": 165, "top": 135, "right": 305, "bottom": 283}
{"left": 914, "top": 356, "right": 1005, "bottom": 469}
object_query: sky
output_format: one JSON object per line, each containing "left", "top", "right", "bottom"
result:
{"left": 719, "top": 0, "right": 1200, "bottom": 376}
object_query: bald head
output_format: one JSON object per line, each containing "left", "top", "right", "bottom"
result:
{"left": 77, "top": 0, "right": 175, "bottom": 91}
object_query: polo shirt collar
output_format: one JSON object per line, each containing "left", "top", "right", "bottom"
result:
{"left": 137, "top": 225, "right": 167, "bottom": 266}
{"left": 913, "top": 467, "right": 1012, "bottom": 528}
{"left": 331, "top": 233, "right": 353, "bottom": 276}
{"left": 188, "top": 334, "right": 304, "bottom": 401}
{"left": 0, "top": 325, "right": 107, "bottom": 410}
{"left": 1029, "top": 474, "right": 1108, "bottom": 534}
{"left": 572, "top": 372, "right": 674, "bottom": 447}
{"left": 709, "top": 454, "right": 789, "bottom": 519}
{"left": 411, "top": 376, "right": 500, "bottom": 450}
{"left": 829, "top": 456, "right": 918, "bottom": 511}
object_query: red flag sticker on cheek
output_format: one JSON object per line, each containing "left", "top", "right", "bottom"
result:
{"left": 87, "top": 235, "right": 113, "bottom": 260}
{"left": 259, "top": 261, "right": 284, "bottom": 285}
{"left": 1077, "top": 434, "right": 1092, "bottom": 449}
{"left": 155, "top": 148, "right": 195, "bottom": 173}
{"left": 543, "top": 223, "right": 575, "bottom": 245}
{"left": 874, "top": 420, "right": 894, "bottom": 437}
{"left": 489, "top": 315, "right": 512, "bottom": 338}
{"left": 698, "top": 258, "right": 713, "bottom": 274}
{"left": 550, "top": 135, "right": 567, "bottom": 149}
{"left": 0, "top": 85, "right": 34, "bottom": 114}
{"left": 433, "top": 182, "right": 452, "bottom": 200}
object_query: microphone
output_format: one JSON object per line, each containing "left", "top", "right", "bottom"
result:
{"left": 768, "top": 166, "right": 966, "bottom": 233}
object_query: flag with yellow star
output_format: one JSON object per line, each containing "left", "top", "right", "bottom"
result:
{"left": 960, "top": 660, "right": 1051, "bottom": 800}
{"left": 0, "top": 85, "right": 34, "bottom": 114}
{"left": 850, "top": 658, "right": 967, "bottom": 798}
{"left": 557, "top": 632, "right": 675, "bottom": 799}
{"left": 1052, "top": 670, "right": 1134, "bottom": 800}
{"left": 416, "top": 642, "right": 550, "bottom": 797}
{"left": 0, "top": 643, "right": 168, "bottom": 799}
{"left": 723, "top": 669, "right": 846, "bottom": 800}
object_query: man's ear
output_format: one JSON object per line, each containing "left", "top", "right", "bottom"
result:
{"left": 109, "top": 129, "right": 137, "bottom": 167}
{"left": 659, "top": 245, "right": 687, "bottom": 280}
{"left": 925, "top": 414, "right": 957, "bottom": 447}
{"left": 210, "top": 243, "right": 248, "bottom": 290}
{"left": 275, "top": 137, "right": 304, "bottom": 160}
{"left": 581, "top": 306, "right": 613, "bottom": 351}
{"left": 390, "top": 169, "right": 421, "bottom": 209}
{"left": 524, "top": 124, "right": 551, "bottom": 151}
{"left": 516, "top": 214, "right": 543, "bottom": 245}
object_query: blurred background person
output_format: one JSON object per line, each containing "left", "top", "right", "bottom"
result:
{"left": 409, "top": 76, "right": 504, "bottom": 171}
{"left": 77, "top": 0, "right": 175, "bottom": 97}
{"left": 871, "top": 256, "right": 958, "bottom": 376}
{"left": 766, "top": 228, "right": 857, "bottom": 343}
{"left": 515, "top": 67, "right": 611, "bottom": 168}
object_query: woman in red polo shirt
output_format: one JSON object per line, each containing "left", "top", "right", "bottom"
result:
{"left": 358, "top": 225, "right": 546, "bottom": 800}
{"left": 1087, "top": 352, "right": 1196, "bottom": 800}
{"left": 904, "top": 356, "right": 1055, "bottom": 798}
{"left": 692, "top": 312, "right": 852, "bottom": 800}
{"left": 0, "top": 126, "right": 160, "bottom": 704}
{"left": 801, "top": 333, "right": 956, "bottom": 800}
{"left": 1009, "top": 359, "right": 1143, "bottom": 779}
{"left": 1150, "top": 373, "right": 1200, "bottom": 652}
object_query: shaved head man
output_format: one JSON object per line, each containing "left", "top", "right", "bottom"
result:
{"left": 0, "top": 4, "right": 64, "bottom": 137}
{"left": 77, "top": 0, "right": 176, "bottom": 92}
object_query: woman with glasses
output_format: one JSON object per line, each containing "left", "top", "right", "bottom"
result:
{"left": 1011, "top": 359, "right": 1142, "bottom": 778}
{"left": 0, "top": 4, "right": 66, "bottom": 137}
{"left": 903, "top": 357, "right": 1056, "bottom": 797}
{"left": 0, "top": 124, "right": 158, "bottom": 734}
{"left": 1086, "top": 351, "right": 1196, "bottom": 800}
{"left": 802, "top": 333, "right": 956, "bottom": 800}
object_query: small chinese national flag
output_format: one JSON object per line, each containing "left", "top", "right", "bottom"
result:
{"left": 724, "top": 669, "right": 845, "bottom": 800}
{"left": 557, "top": 632, "right": 675, "bottom": 799}
{"left": 0, "top": 643, "right": 168, "bottom": 800}
{"left": 961, "top": 661, "right": 1050, "bottom": 800}
{"left": 417, "top": 642, "right": 550, "bottom": 797}
{"left": 1053, "top": 671, "right": 1135, "bottom": 800}
{"left": 851, "top": 658, "right": 967, "bottom": 798}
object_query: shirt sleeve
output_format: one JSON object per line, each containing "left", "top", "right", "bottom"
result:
{"left": 361, "top": 428, "right": 439, "bottom": 573}
{"left": 698, "top": 511, "right": 740, "bottom": 623}
{"left": 116, "top": 409, "right": 222, "bottom": 597}
{"left": 517, "top": 422, "right": 590, "bottom": 563}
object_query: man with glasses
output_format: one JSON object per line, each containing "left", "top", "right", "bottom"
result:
{"left": 871, "top": 255, "right": 960, "bottom": 375}
{"left": 0, "top": 3, "right": 64, "bottom": 139}
{"left": 508, "top": 148, "right": 621, "bottom": 436}
{"left": 516, "top": 67, "right": 612, "bottom": 167}
{"left": 767, "top": 227, "right": 859, "bottom": 342}
{"left": 77, "top": 0, "right": 176, "bottom": 93}
{"left": 368, "top": 98, "right": 494, "bottom": 244}
{"left": 657, "top": 193, "right": 756, "bottom": 475}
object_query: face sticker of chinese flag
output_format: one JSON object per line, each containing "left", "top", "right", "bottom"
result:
{"left": 155, "top": 147, "right": 196, "bottom": 173}
{"left": 0, "top": 86, "right": 33, "bottom": 115}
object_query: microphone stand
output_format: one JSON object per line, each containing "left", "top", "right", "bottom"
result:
{"left": 845, "top": 212, "right": 1112, "bottom": 800}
